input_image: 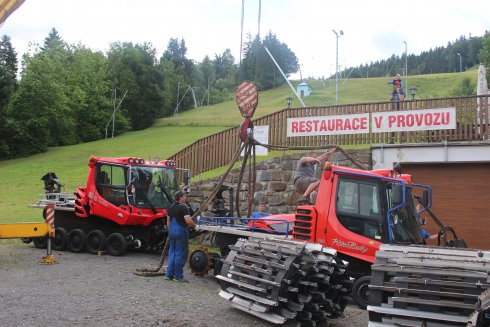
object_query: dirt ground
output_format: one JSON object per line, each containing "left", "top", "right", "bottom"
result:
{"left": 0, "top": 241, "right": 368, "bottom": 327}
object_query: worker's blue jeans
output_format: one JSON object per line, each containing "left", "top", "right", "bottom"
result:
{"left": 166, "top": 219, "right": 189, "bottom": 280}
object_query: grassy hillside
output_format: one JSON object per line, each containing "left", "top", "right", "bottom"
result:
{"left": 0, "top": 70, "right": 478, "bottom": 223}
{"left": 159, "top": 70, "right": 476, "bottom": 127}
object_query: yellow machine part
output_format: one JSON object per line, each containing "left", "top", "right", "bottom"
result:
{"left": 0, "top": 0, "right": 25, "bottom": 26}
{"left": 0, "top": 222, "right": 54, "bottom": 239}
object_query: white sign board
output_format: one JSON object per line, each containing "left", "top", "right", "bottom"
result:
{"left": 286, "top": 108, "right": 457, "bottom": 137}
{"left": 287, "top": 113, "right": 370, "bottom": 137}
{"left": 241, "top": 125, "right": 269, "bottom": 156}
{"left": 371, "top": 108, "right": 456, "bottom": 132}
{"left": 253, "top": 125, "right": 269, "bottom": 156}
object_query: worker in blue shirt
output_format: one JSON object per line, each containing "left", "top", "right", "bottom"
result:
{"left": 416, "top": 201, "right": 437, "bottom": 240}
{"left": 251, "top": 202, "right": 269, "bottom": 219}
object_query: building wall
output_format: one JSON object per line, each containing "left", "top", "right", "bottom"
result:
{"left": 373, "top": 141, "right": 490, "bottom": 249}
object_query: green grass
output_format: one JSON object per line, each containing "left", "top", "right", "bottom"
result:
{"left": 0, "top": 70, "right": 479, "bottom": 223}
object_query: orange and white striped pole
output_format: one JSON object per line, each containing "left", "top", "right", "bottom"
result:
{"left": 45, "top": 204, "right": 55, "bottom": 257}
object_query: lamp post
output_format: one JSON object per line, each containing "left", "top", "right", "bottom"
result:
{"left": 332, "top": 29, "right": 343, "bottom": 105}
{"left": 403, "top": 41, "right": 408, "bottom": 96}
{"left": 410, "top": 86, "right": 417, "bottom": 100}
{"left": 286, "top": 96, "right": 292, "bottom": 109}
{"left": 457, "top": 53, "right": 462, "bottom": 72}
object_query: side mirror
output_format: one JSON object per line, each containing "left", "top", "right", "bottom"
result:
{"left": 422, "top": 189, "right": 429, "bottom": 207}
{"left": 392, "top": 183, "right": 403, "bottom": 205}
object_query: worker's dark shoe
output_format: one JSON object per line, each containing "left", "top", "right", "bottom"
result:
{"left": 175, "top": 278, "right": 189, "bottom": 283}
{"left": 164, "top": 276, "right": 174, "bottom": 281}
{"left": 298, "top": 197, "right": 311, "bottom": 205}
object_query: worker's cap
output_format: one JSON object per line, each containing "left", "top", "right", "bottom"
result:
{"left": 174, "top": 190, "right": 187, "bottom": 200}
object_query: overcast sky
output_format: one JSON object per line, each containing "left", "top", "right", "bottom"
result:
{"left": 1, "top": 0, "right": 489, "bottom": 79}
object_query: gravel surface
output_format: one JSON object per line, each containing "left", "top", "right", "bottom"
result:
{"left": 0, "top": 242, "right": 368, "bottom": 327}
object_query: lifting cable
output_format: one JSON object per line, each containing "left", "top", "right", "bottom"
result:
{"left": 133, "top": 141, "right": 247, "bottom": 277}
{"left": 248, "top": 135, "right": 367, "bottom": 170}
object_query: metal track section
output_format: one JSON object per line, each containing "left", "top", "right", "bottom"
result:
{"left": 368, "top": 244, "right": 490, "bottom": 327}
{"left": 217, "top": 237, "right": 352, "bottom": 326}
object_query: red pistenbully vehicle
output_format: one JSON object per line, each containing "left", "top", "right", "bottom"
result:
{"left": 32, "top": 156, "right": 187, "bottom": 256}
{"left": 195, "top": 161, "right": 464, "bottom": 316}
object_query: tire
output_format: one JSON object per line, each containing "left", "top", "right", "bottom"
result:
{"left": 107, "top": 233, "right": 127, "bottom": 256}
{"left": 68, "top": 229, "right": 86, "bottom": 253}
{"left": 211, "top": 253, "right": 223, "bottom": 277}
{"left": 86, "top": 230, "right": 106, "bottom": 254}
{"left": 33, "top": 236, "right": 48, "bottom": 249}
{"left": 52, "top": 227, "right": 68, "bottom": 251}
{"left": 352, "top": 275, "right": 371, "bottom": 310}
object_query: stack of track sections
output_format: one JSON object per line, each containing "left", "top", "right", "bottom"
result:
{"left": 217, "top": 237, "right": 352, "bottom": 326}
{"left": 368, "top": 244, "right": 490, "bottom": 327}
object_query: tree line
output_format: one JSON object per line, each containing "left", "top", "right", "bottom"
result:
{"left": 340, "top": 32, "right": 490, "bottom": 80}
{"left": 0, "top": 29, "right": 299, "bottom": 160}
{"left": 1, "top": 29, "right": 489, "bottom": 160}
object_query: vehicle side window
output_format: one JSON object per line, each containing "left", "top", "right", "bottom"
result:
{"left": 96, "top": 164, "right": 127, "bottom": 206}
{"left": 336, "top": 179, "right": 382, "bottom": 241}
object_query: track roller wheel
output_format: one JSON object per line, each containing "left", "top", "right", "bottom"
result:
{"left": 68, "top": 229, "right": 86, "bottom": 253}
{"left": 189, "top": 246, "right": 216, "bottom": 276}
{"left": 33, "top": 236, "right": 48, "bottom": 249}
{"left": 352, "top": 275, "right": 370, "bottom": 310}
{"left": 217, "top": 237, "right": 351, "bottom": 326}
{"left": 52, "top": 227, "right": 68, "bottom": 251}
{"left": 107, "top": 233, "right": 127, "bottom": 256}
{"left": 86, "top": 230, "right": 106, "bottom": 254}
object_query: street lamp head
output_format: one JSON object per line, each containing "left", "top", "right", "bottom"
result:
{"left": 410, "top": 86, "right": 417, "bottom": 100}
{"left": 332, "top": 29, "right": 344, "bottom": 37}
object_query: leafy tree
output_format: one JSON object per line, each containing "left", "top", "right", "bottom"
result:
{"left": 197, "top": 55, "right": 215, "bottom": 107}
{"left": 156, "top": 59, "right": 178, "bottom": 117}
{"left": 7, "top": 31, "right": 79, "bottom": 156}
{"left": 107, "top": 42, "right": 165, "bottom": 130}
{"left": 241, "top": 32, "right": 299, "bottom": 90}
{"left": 478, "top": 31, "right": 490, "bottom": 82}
{"left": 240, "top": 33, "right": 260, "bottom": 83}
{"left": 41, "top": 28, "right": 66, "bottom": 53}
{"left": 214, "top": 49, "right": 237, "bottom": 83}
{"left": 162, "top": 38, "right": 195, "bottom": 83}
{"left": 68, "top": 45, "right": 129, "bottom": 141}
{"left": 161, "top": 38, "right": 196, "bottom": 112}
{"left": 0, "top": 35, "right": 18, "bottom": 158}
{"left": 9, "top": 51, "right": 77, "bottom": 152}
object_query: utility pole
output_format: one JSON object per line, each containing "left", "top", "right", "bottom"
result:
{"left": 403, "top": 41, "right": 408, "bottom": 95}
{"left": 457, "top": 53, "right": 462, "bottom": 72}
{"left": 332, "top": 29, "right": 344, "bottom": 105}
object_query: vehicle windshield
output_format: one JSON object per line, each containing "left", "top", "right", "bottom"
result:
{"left": 129, "top": 166, "right": 178, "bottom": 209}
{"left": 386, "top": 184, "right": 424, "bottom": 244}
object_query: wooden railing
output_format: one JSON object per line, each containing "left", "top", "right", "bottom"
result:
{"left": 169, "top": 95, "right": 489, "bottom": 177}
